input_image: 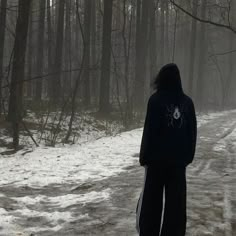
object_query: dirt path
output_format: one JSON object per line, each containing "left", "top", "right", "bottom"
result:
{"left": 0, "top": 112, "right": 236, "bottom": 236}
{"left": 186, "top": 112, "right": 236, "bottom": 236}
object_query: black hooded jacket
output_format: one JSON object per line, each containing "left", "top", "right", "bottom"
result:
{"left": 139, "top": 64, "right": 197, "bottom": 167}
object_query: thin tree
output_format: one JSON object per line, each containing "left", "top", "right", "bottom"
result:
{"left": 196, "top": 0, "right": 207, "bottom": 108}
{"left": 149, "top": 0, "right": 157, "bottom": 89}
{"left": 188, "top": 0, "right": 198, "bottom": 96}
{"left": 90, "top": 0, "right": 97, "bottom": 103}
{"left": 64, "top": 0, "right": 86, "bottom": 142}
{"left": 26, "top": 2, "right": 34, "bottom": 98}
{"left": 51, "top": 0, "right": 65, "bottom": 103}
{"left": 165, "top": 1, "right": 170, "bottom": 62}
{"left": 99, "top": 0, "right": 113, "bottom": 114}
{"left": 64, "top": 0, "right": 72, "bottom": 97}
{"left": 83, "top": 0, "right": 92, "bottom": 107}
{"left": 122, "top": 0, "right": 134, "bottom": 126}
{"left": 7, "top": 0, "right": 32, "bottom": 149}
{"left": 160, "top": 0, "right": 165, "bottom": 66}
{"left": 35, "top": 0, "right": 46, "bottom": 102}
{"left": 134, "top": 0, "right": 150, "bottom": 111}
{"left": 0, "top": 0, "right": 7, "bottom": 114}
{"left": 47, "top": 0, "right": 53, "bottom": 99}
{"left": 224, "top": 0, "right": 236, "bottom": 106}
{"left": 134, "top": 0, "right": 141, "bottom": 110}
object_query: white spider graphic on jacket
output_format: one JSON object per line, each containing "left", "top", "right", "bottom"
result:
{"left": 166, "top": 104, "right": 186, "bottom": 128}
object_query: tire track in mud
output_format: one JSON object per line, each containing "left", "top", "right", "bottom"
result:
{"left": 221, "top": 128, "right": 236, "bottom": 236}
{"left": 187, "top": 111, "right": 236, "bottom": 236}
{"left": 193, "top": 118, "right": 236, "bottom": 176}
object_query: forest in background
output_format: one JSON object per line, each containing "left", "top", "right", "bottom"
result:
{"left": 0, "top": 0, "right": 236, "bottom": 149}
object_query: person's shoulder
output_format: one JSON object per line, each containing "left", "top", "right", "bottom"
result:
{"left": 182, "top": 93, "right": 195, "bottom": 107}
{"left": 182, "top": 94, "right": 196, "bottom": 116}
{"left": 149, "top": 92, "right": 158, "bottom": 101}
{"left": 148, "top": 92, "right": 161, "bottom": 106}
{"left": 146, "top": 92, "right": 162, "bottom": 113}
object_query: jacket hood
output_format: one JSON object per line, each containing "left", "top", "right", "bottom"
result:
{"left": 154, "top": 63, "right": 183, "bottom": 94}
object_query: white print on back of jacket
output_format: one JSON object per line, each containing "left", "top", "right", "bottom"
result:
{"left": 166, "top": 104, "right": 185, "bottom": 128}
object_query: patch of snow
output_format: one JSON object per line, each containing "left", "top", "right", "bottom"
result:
{"left": 0, "top": 206, "right": 89, "bottom": 235}
{"left": 0, "top": 130, "right": 140, "bottom": 188}
{"left": 12, "top": 188, "right": 111, "bottom": 208}
{"left": 0, "top": 208, "right": 21, "bottom": 236}
{"left": 196, "top": 110, "right": 236, "bottom": 128}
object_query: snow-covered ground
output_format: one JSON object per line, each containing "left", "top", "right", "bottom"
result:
{"left": 0, "top": 130, "right": 140, "bottom": 188}
{"left": 0, "top": 110, "right": 236, "bottom": 235}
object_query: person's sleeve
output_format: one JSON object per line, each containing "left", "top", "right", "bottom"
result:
{"left": 139, "top": 98, "right": 153, "bottom": 167}
{"left": 189, "top": 100, "right": 197, "bottom": 164}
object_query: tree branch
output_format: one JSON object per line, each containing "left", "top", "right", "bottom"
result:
{"left": 170, "top": 0, "right": 236, "bottom": 34}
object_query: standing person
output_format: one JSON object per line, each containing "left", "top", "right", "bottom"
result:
{"left": 136, "top": 63, "right": 197, "bottom": 236}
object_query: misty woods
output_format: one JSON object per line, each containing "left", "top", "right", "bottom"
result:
{"left": 0, "top": 0, "right": 236, "bottom": 148}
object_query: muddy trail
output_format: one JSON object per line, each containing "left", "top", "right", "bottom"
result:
{"left": 0, "top": 112, "right": 236, "bottom": 236}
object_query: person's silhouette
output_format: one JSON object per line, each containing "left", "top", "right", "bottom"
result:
{"left": 136, "top": 63, "right": 197, "bottom": 236}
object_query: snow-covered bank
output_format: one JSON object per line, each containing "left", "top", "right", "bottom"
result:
{"left": 0, "top": 111, "right": 124, "bottom": 154}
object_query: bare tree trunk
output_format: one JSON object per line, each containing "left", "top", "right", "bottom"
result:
{"left": 83, "top": 0, "right": 92, "bottom": 107}
{"left": 99, "top": 0, "right": 113, "bottom": 114}
{"left": 26, "top": 5, "right": 33, "bottom": 98}
{"left": 96, "top": 0, "right": 103, "bottom": 103}
{"left": 8, "top": 0, "right": 32, "bottom": 149}
{"left": 165, "top": 1, "right": 170, "bottom": 62}
{"left": 172, "top": 7, "right": 178, "bottom": 62}
{"left": 64, "top": 0, "right": 86, "bottom": 142}
{"left": 134, "top": 0, "right": 141, "bottom": 110}
{"left": 47, "top": 0, "right": 53, "bottom": 98}
{"left": 188, "top": 0, "right": 198, "bottom": 96}
{"left": 90, "top": 0, "right": 97, "bottom": 104}
{"left": 64, "top": 0, "right": 72, "bottom": 97}
{"left": 51, "top": 0, "right": 65, "bottom": 103}
{"left": 225, "top": 0, "right": 236, "bottom": 106}
{"left": 0, "top": 0, "right": 7, "bottom": 114}
{"left": 149, "top": 0, "right": 157, "bottom": 90}
{"left": 134, "top": 0, "right": 150, "bottom": 111}
{"left": 121, "top": 0, "right": 134, "bottom": 126}
{"left": 160, "top": 0, "right": 165, "bottom": 66}
{"left": 35, "top": 0, "right": 46, "bottom": 102}
{"left": 196, "top": 0, "right": 207, "bottom": 109}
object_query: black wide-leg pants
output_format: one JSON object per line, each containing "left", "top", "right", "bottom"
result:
{"left": 136, "top": 164, "right": 187, "bottom": 236}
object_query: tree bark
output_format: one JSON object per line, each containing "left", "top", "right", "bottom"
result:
{"left": 149, "top": 0, "right": 157, "bottom": 90}
{"left": 188, "top": 0, "right": 198, "bottom": 96}
{"left": 26, "top": 4, "right": 33, "bottom": 98}
{"left": 51, "top": 0, "right": 65, "bottom": 103}
{"left": 47, "top": 0, "right": 54, "bottom": 98}
{"left": 0, "top": 0, "right": 7, "bottom": 114}
{"left": 35, "top": 0, "right": 46, "bottom": 102}
{"left": 8, "top": 0, "right": 32, "bottom": 148}
{"left": 160, "top": 0, "right": 165, "bottom": 66}
{"left": 99, "top": 0, "right": 113, "bottom": 114}
{"left": 134, "top": 0, "right": 150, "bottom": 111}
{"left": 83, "top": 0, "right": 92, "bottom": 107}
{"left": 90, "top": 0, "right": 97, "bottom": 103}
{"left": 165, "top": 1, "right": 170, "bottom": 62}
{"left": 196, "top": 0, "right": 207, "bottom": 109}
{"left": 64, "top": 0, "right": 72, "bottom": 97}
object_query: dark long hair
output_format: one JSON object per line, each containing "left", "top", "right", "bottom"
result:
{"left": 153, "top": 63, "right": 183, "bottom": 94}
